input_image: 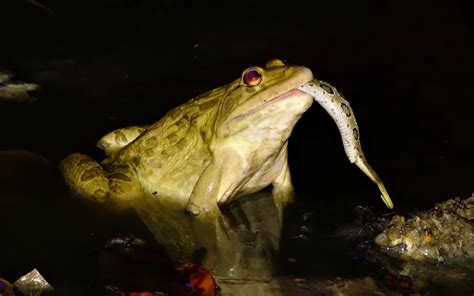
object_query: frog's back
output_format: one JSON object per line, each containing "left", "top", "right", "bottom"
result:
{"left": 111, "top": 90, "right": 223, "bottom": 200}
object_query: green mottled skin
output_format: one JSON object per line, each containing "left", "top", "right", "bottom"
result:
{"left": 60, "top": 59, "right": 314, "bottom": 216}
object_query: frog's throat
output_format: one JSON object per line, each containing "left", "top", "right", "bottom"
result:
{"left": 298, "top": 79, "right": 394, "bottom": 209}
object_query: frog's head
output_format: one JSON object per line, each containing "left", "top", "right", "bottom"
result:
{"left": 215, "top": 58, "right": 314, "bottom": 138}
{"left": 213, "top": 58, "right": 394, "bottom": 210}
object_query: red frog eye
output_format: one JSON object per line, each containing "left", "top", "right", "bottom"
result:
{"left": 243, "top": 68, "right": 262, "bottom": 86}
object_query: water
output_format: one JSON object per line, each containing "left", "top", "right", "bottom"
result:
{"left": 1, "top": 1, "right": 473, "bottom": 295}
{"left": 0, "top": 153, "right": 472, "bottom": 294}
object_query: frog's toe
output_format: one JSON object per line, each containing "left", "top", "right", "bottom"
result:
{"left": 185, "top": 201, "right": 220, "bottom": 217}
{"left": 60, "top": 153, "right": 110, "bottom": 203}
{"left": 185, "top": 202, "right": 202, "bottom": 216}
{"left": 92, "top": 188, "right": 108, "bottom": 200}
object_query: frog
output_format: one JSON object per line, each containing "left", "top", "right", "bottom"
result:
{"left": 96, "top": 125, "right": 148, "bottom": 166}
{"left": 60, "top": 58, "right": 393, "bottom": 218}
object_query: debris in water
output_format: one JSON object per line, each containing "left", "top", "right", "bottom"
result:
{"left": 0, "top": 277, "right": 14, "bottom": 296}
{"left": 0, "top": 71, "right": 40, "bottom": 103}
{"left": 101, "top": 236, "right": 216, "bottom": 295}
{"left": 13, "top": 268, "right": 53, "bottom": 296}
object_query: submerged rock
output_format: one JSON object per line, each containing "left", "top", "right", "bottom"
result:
{"left": 98, "top": 235, "right": 216, "bottom": 296}
{"left": 334, "top": 194, "right": 474, "bottom": 294}
{"left": 13, "top": 268, "right": 54, "bottom": 296}
{"left": 375, "top": 194, "right": 474, "bottom": 262}
{"left": 0, "top": 71, "right": 39, "bottom": 103}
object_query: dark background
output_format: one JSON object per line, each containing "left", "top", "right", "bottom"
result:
{"left": 0, "top": 0, "right": 473, "bottom": 289}
{"left": 1, "top": 0, "right": 471, "bottom": 208}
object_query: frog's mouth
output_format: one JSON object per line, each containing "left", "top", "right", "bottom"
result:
{"left": 222, "top": 89, "right": 308, "bottom": 140}
{"left": 264, "top": 88, "right": 307, "bottom": 103}
{"left": 226, "top": 66, "right": 314, "bottom": 121}
{"left": 238, "top": 88, "right": 309, "bottom": 117}
{"left": 298, "top": 79, "right": 394, "bottom": 209}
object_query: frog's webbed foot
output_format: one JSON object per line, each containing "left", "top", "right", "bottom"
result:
{"left": 60, "top": 153, "right": 110, "bottom": 202}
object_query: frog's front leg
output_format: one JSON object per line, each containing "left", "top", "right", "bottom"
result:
{"left": 185, "top": 152, "right": 244, "bottom": 216}
{"left": 272, "top": 159, "right": 295, "bottom": 202}
{"left": 271, "top": 145, "right": 295, "bottom": 223}
{"left": 97, "top": 125, "right": 148, "bottom": 156}
{"left": 271, "top": 143, "right": 296, "bottom": 205}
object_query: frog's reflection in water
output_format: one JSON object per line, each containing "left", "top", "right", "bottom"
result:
{"left": 133, "top": 189, "right": 283, "bottom": 281}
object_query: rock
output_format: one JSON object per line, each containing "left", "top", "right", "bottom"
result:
{"left": 0, "top": 71, "right": 39, "bottom": 103}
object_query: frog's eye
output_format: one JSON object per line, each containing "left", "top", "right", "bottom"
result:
{"left": 243, "top": 68, "right": 262, "bottom": 86}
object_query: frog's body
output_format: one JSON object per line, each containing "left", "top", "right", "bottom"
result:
{"left": 61, "top": 59, "right": 314, "bottom": 215}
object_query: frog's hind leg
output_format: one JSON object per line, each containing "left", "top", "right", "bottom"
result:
{"left": 60, "top": 153, "right": 110, "bottom": 202}
{"left": 61, "top": 153, "right": 143, "bottom": 207}
{"left": 107, "top": 163, "right": 144, "bottom": 204}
